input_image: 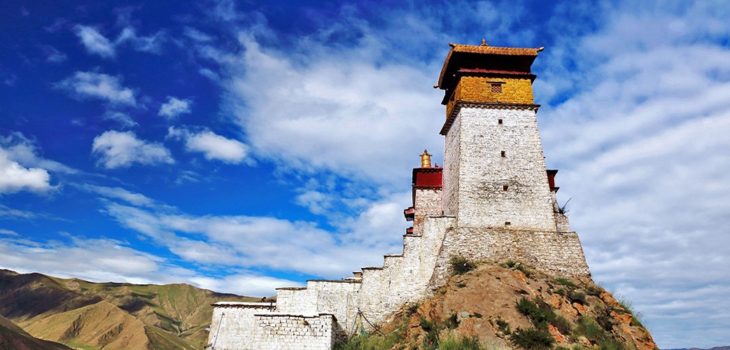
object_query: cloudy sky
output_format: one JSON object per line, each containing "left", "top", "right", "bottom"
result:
{"left": 1, "top": 1, "right": 729, "bottom": 347}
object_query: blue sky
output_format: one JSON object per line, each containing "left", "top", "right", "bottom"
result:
{"left": 1, "top": 1, "right": 729, "bottom": 348}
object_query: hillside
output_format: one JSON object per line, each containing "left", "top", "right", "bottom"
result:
{"left": 0, "top": 269, "right": 255, "bottom": 350}
{"left": 338, "top": 261, "right": 657, "bottom": 350}
{"left": 0, "top": 314, "right": 71, "bottom": 350}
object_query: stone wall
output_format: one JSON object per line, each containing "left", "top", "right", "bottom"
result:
{"left": 413, "top": 188, "right": 442, "bottom": 234}
{"left": 207, "top": 302, "right": 339, "bottom": 350}
{"left": 207, "top": 302, "right": 275, "bottom": 350}
{"left": 452, "top": 106, "right": 557, "bottom": 231}
{"left": 443, "top": 114, "right": 461, "bottom": 217}
{"left": 249, "top": 314, "right": 339, "bottom": 350}
{"left": 430, "top": 227, "right": 590, "bottom": 288}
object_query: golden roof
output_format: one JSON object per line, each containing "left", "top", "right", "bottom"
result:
{"left": 449, "top": 43, "right": 543, "bottom": 56}
{"left": 437, "top": 42, "right": 544, "bottom": 89}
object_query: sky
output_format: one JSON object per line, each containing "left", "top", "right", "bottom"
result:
{"left": 1, "top": 0, "right": 729, "bottom": 348}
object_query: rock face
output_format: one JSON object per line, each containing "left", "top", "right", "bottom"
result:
{"left": 367, "top": 263, "right": 658, "bottom": 350}
{"left": 0, "top": 269, "right": 253, "bottom": 350}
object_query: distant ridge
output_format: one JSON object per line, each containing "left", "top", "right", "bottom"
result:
{"left": 0, "top": 269, "right": 255, "bottom": 349}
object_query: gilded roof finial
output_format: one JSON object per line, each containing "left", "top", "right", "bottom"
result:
{"left": 481, "top": 38, "right": 488, "bottom": 46}
{"left": 420, "top": 149, "right": 432, "bottom": 168}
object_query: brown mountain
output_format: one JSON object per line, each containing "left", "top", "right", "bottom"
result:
{"left": 337, "top": 261, "right": 658, "bottom": 349}
{"left": 0, "top": 314, "right": 70, "bottom": 350}
{"left": 0, "top": 269, "right": 255, "bottom": 350}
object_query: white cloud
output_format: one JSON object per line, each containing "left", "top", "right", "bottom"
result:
{"left": 0, "top": 133, "right": 77, "bottom": 175}
{"left": 74, "top": 24, "right": 166, "bottom": 58}
{"left": 103, "top": 110, "right": 137, "bottom": 128}
{"left": 158, "top": 97, "right": 192, "bottom": 119}
{"left": 0, "top": 148, "right": 50, "bottom": 194}
{"left": 534, "top": 2, "right": 730, "bottom": 347}
{"left": 0, "top": 229, "right": 18, "bottom": 236}
{"left": 0, "top": 134, "right": 62, "bottom": 194}
{"left": 191, "top": 274, "right": 300, "bottom": 297}
{"left": 74, "top": 25, "right": 116, "bottom": 58}
{"left": 116, "top": 27, "right": 166, "bottom": 54}
{"left": 80, "top": 184, "right": 157, "bottom": 208}
{"left": 92, "top": 130, "right": 174, "bottom": 169}
{"left": 168, "top": 127, "right": 248, "bottom": 164}
{"left": 0, "top": 234, "right": 293, "bottom": 296}
{"left": 102, "top": 189, "right": 408, "bottom": 279}
{"left": 225, "top": 35, "right": 442, "bottom": 185}
{"left": 57, "top": 71, "right": 137, "bottom": 106}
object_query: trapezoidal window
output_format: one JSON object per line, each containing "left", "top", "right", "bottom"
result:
{"left": 490, "top": 83, "right": 503, "bottom": 93}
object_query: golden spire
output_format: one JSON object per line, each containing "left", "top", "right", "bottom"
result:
{"left": 420, "top": 149, "right": 432, "bottom": 168}
{"left": 481, "top": 38, "right": 488, "bottom": 46}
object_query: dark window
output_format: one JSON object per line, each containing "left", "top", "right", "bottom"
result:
{"left": 501, "top": 151, "right": 506, "bottom": 157}
{"left": 498, "top": 119, "right": 503, "bottom": 125}
{"left": 505, "top": 221, "right": 511, "bottom": 226}
{"left": 503, "top": 185, "right": 509, "bottom": 191}
{"left": 491, "top": 83, "right": 502, "bottom": 93}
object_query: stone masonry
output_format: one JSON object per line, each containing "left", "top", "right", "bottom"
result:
{"left": 207, "top": 41, "right": 592, "bottom": 349}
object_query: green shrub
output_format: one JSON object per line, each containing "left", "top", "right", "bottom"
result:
{"left": 444, "top": 313, "right": 459, "bottom": 330}
{"left": 510, "top": 327, "right": 554, "bottom": 350}
{"left": 552, "top": 314, "right": 572, "bottom": 335}
{"left": 495, "top": 317, "right": 511, "bottom": 335}
{"left": 516, "top": 298, "right": 552, "bottom": 329}
{"left": 555, "top": 277, "right": 577, "bottom": 289}
{"left": 501, "top": 260, "right": 518, "bottom": 268}
{"left": 500, "top": 260, "right": 532, "bottom": 277}
{"left": 406, "top": 302, "right": 419, "bottom": 316}
{"left": 438, "top": 334, "right": 483, "bottom": 350}
{"left": 449, "top": 256, "right": 476, "bottom": 275}
{"left": 569, "top": 290, "right": 587, "bottom": 304}
{"left": 334, "top": 331, "right": 400, "bottom": 350}
{"left": 574, "top": 317, "right": 609, "bottom": 343}
{"left": 586, "top": 284, "right": 602, "bottom": 296}
{"left": 598, "top": 339, "right": 626, "bottom": 350}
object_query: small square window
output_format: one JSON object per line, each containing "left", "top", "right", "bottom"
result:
{"left": 491, "top": 83, "right": 502, "bottom": 93}
{"left": 505, "top": 221, "right": 511, "bottom": 226}
{"left": 498, "top": 119, "right": 503, "bottom": 125}
{"left": 503, "top": 185, "right": 509, "bottom": 191}
{"left": 501, "top": 151, "right": 506, "bottom": 157}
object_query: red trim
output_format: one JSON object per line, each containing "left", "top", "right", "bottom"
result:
{"left": 547, "top": 169, "right": 558, "bottom": 192}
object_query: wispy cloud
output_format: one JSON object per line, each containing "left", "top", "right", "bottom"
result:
{"left": 73, "top": 24, "right": 166, "bottom": 58}
{"left": 56, "top": 71, "right": 137, "bottom": 107}
{"left": 158, "top": 97, "right": 192, "bottom": 119}
{"left": 168, "top": 127, "right": 248, "bottom": 164}
{"left": 92, "top": 130, "right": 174, "bottom": 169}
{"left": 74, "top": 25, "right": 116, "bottom": 58}
{"left": 534, "top": 2, "right": 730, "bottom": 347}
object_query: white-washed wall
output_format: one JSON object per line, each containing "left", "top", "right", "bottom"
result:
{"left": 413, "top": 188, "right": 442, "bottom": 234}
{"left": 207, "top": 302, "right": 275, "bottom": 350}
{"left": 249, "top": 314, "right": 338, "bottom": 350}
{"left": 357, "top": 216, "right": 455, "bottom": 326}
{"left": 443, "top": 114, "right": 461, "bottom": 217}
{"left": 455, "top": 107, "right": 556, "bottom": 231}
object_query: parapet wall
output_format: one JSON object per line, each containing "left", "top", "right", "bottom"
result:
{"left": 430, "top": 227, "right": 590, "bottom": 287}
{"left": 207, "top": 302, "right": 339, "bottom": 350}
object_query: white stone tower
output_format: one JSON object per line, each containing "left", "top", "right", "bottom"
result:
{"left": 439, "top": 42, "right": 558, "bottom": 231}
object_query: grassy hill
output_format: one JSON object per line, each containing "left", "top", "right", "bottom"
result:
{"left": 0, "top": 269, "right": 256, "bottom": 350}
{"left": 337, "top": 261, "right": 658, "bottom": 350}
{"left": 0, "top": 314, "right": 71, "bottom": 350}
